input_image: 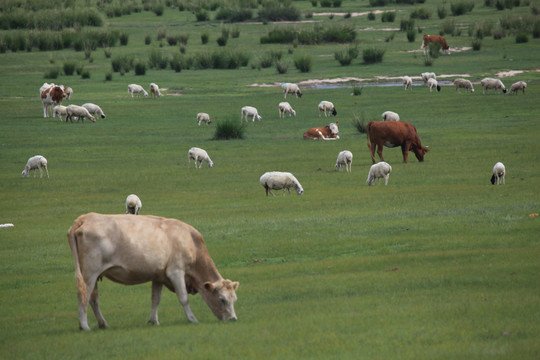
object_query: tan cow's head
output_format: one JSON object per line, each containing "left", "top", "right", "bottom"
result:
{"left": 201, "top": 279, "right": 239, "bottom": 322}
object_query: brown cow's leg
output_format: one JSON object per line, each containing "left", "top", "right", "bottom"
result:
{"left": 376, "top": 144, "right": 384, "bottom": 163}
{"left": 401, "top": 144, "right": 409, "bottom": 163}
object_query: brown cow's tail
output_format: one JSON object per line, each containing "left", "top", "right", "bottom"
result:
{"left": 67, "top": 217, "right": 89, "bottom": 309}
{"left": 365, "top": 121, "right": 372, "bottom": 151}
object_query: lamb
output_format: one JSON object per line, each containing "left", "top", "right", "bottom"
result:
{"left": 403, "top": 76, "right": 412, "bottom": 91}
{"left": 366, "top": 161, "right": 392, "bottom": 186}
{"left": 82, "top": 103, "right": 106, "bottom": 119}
{"left": 65, "top": 87, "right": 73, "bottom": 100}
{"left": 128, "top": 84, "right": 148, "bottom": 98}
{"left": 335, "top": 150, "right": 353, "bottom": 173}
{"left": 491, "top": 162, "right": 505, "bottom": 185}
{"left": 382, "top": 111, "right": 400, "bottom": 121}
{"left": 421, "top": 72, "right": 436, "bottom": 84}
{"left": 318, "top": 101, "right": 337, "bottom": 117}
{"left": 125, "top": 194, "right": 142, "bottom": 215}
{"left": 427, "top": 78, "right": 441, "bottom": 92}
{"left": 66, "top": 105, "right": 96, "bottom": 123}
{"left": 197, "top": 112, "right": 211, "bottom": 126}
{"left": 241, "top": 106, "right": 262, "bottom": 122}
{"left": 149, "top": 83, "right": 162, "bottom": 98}
{"left": 21, "top": 155, "right": 49, "bottom": 178}
{"left": 278, "top": 102, "right": 296, "bottom": 118}
{"left": 282, "top": 83, "right": 303, "bottom": 98}
{"left": 188, "top": 147, "right": 214, "bottom": 168}
{"left": 453, "top": 78, "right": 475, "bottom": 93}
{"left": 509, "top": 81, "right": 527, "bottom": 95}
{"left": 259, "top": 171, "right": 303, "bottom": 196}
{"left": 480, "top": 78, "right": 507, "bottom": 94}
{"left": 53, "top": 105, "right": 68, "bottom": 121}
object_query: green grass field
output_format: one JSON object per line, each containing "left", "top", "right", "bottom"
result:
{"left": 1, "top": 0, "right": 539, "bottom": 358}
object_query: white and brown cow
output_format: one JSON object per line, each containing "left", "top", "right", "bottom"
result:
{"left": 366, "top": 121, "right": 429, "bottom": 163}
{"left": 303, "top": 121, "right": 339, "bottom": 140}
{"left": 67, "top": 213, "right": 239, "bottom": 330}
{"left": 40, "top": 83, "right": 65, "bottom": 118}
{"left": 421, "top": 34, "right": 450, "bottom": 55}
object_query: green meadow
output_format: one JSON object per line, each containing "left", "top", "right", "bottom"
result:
{"left": 1, "top": 0, "right": 539, "bottom": 358}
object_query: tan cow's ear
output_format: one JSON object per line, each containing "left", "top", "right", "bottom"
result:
{"left": 204, "top": 282, "right": 215, "bottom": 292}
{"left": 232, "top": 281, "right": 239, "bottom": 291}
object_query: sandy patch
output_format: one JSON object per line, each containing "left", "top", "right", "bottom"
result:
{"left": 313, "top": 10, "right": 395, "bottom": 17}
{"left": 249, "top": 75, "right": 471, "bottom": 87}
{"left": 358, "top": 27, "right": 400, "bottom": 32}
{"left": 403, "top": 46, "right": 471, "bottom": 53}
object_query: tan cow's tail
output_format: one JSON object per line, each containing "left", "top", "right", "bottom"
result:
{"left": 67, "top": 217, "right": 88, "bottom": 309}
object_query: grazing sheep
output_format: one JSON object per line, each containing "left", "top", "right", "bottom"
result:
{"left": 82, "top": 103, "right": 106, "bottom": 119}
{"left": 427, "top": 78, "right": 441, "bottom": 92}
{"left": 53, "top": 105, "right": 68, "bottom": 121}
{"left": 188, "top": 147, "right": 214, "bottom": 168}
{"left": 509, "top": 81, "right": 527, "bottom": 95}
{"left": 282, "top": 83, "right": 303, "bottom": 98}
{"left": 65, "top": 87, "right": 73, "bottom": 100}
{"left": 366, "top": 162, "right": 392, "bottom": 186}
{"left": 66, "top": 105, "right": 96, "bottom": 123}
{"left": 278, "top": 102, "right": 296, "bottom": 118}
{"left": 125, "top": 194, "right": 142, "bottom": 215}
{"left": 260, "top": 171, "right": 303, "bottom": 196}
{"left": 421, "top": 72, "right": 436, "bottom": 84}
{"left": 480, "top": 78, "right": 507, "bottom": 94}
{"left": 197, "top": 112, "right": 211, "bottom": 126}
{"left": 21, "top": 155, "right": 49, "bottom": 178}
{"left": 241, "top": 106, "right": 262, "bottom": 122}
{"left": 453, "top": 78, "right": 475, "bottom": 93}
{"left": 382, "top": 111, "right": 400, "bottom": 122}
{"left": 491, "top": 162, "right": 505, "bottom": 185}
{"left": 128, "top": 84, "right": 148, "bottom": 98}
{"left": 318, "top": 101, "right": 337, "bottom": 117}
{"left": 335, "top": 150, "right": 353, "bottom": 173}
{"left": 149, "top": 83, "right": 162, "bottom": 98}
{"left": 403, "top": 76, "right": 412, "bottom": 91}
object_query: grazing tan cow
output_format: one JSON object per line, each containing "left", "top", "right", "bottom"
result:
{"left": 366, "top": 121, "right": 429, "bottom": 163}
{"left": 303, "top": 121, "right": 339, "bottom": 140}
{"left": 421, "top": 34, "right": 450, "bottom": 55}
{"left": 67, "top": 213, "right": 239, "bottom": 330}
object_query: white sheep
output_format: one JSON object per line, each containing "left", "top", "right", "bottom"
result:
{"left": 21, "top": 155, "right": 49, "bottom": 178}
{"left": 188, "top": 147, "right": 214, "bottom": 168}
{"left": 318, "top": 101, "right": 337, "bottom": 117}
{"left": 197, "top": 112, "right": 211, "bottom": 126}
{"left": 491, "top": 162, "right": 505, "bottom": 185}
{"left": 125, "top": 194, "right": 142, "bottom": 215}
{"left": 241, "top": 106, "right": 262, "bottom": 122}
{"left": 382, "top": 111, "right": 400, "bottom": 121}
{"left": 366, "top": 161, "right": 392, "bottom": 186}
{"left": 509, "top": 81, "right": 527, "bottom": 95}
{"left": 128, "top": 84, "right": 148, "bottom": 98}
{"left": 278, "top": 102, "right": 296, "bottom": 118}
{"left": 335, "top": 150, "right": 353, "bottom": 173}
{"left": 53, "top": 105, "right": 68, "bottom": 121}
{"left": 149, "top": 83, "right": 162, "bottom": 98}
{"left": 453, "top": 78, "right": 475, "bottom": 93}
{"left": 66, "top": 105, "right": 96, "bottom": 123}
{"left": 480, "top": 78, "right": 507, "bottom": 94}
{"left": 282, "top": 83, "right": 303, "bottom": 98}
{"left": 403, "top": 76, "right": 412, "bottom": 91}
{"left": 82, "top": 103, "right": 106, "bottom": 119}
{"left": 421, "top": 72, "right": 436, "bottom": 84}
{"left": 427, "top": 78, "right": 441, "bottom": 92}
{"left": 260, "top": 171, "right": 303, "bottom": 196}
{"left": 65, "top": 87, "right": 73, "bottom": 100}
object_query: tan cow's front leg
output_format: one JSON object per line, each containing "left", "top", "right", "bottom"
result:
{"left": 168, "top": 270, "right": 199, "bottom": 323}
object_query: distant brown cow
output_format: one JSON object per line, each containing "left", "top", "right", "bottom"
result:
{"left": 366, "top": 121, "right": 429, "bottom": 163}
{"left": 303, "top": 121, "right": 339, "bottom": 140}
{"left": 421, "top": 34, "right": 450, "bottom": 55}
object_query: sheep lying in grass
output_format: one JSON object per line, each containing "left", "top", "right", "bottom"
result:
{"left": 197, "top": 112, "right": 211, "bottom": 126}
{"left": 125, "top": 194, "right": 142, "bottom": 215}
{"left": 382, "top": 111, "right": 400, "bottom": 121}
{"left": 82, "top": 103, "right": 106, "bottom": 119}
{"left": 403, "top": 76, "right": 412, "bottom": 91}
{"left": 282, "top": 83, "right": 303, "bottom": 98}
{"left": 188, "top": 147, "right": 214, "bottom": 168}
{"left": 66, "top": 105, "right": 96, "bottom": 123}
{"left": 318, "top": 101, "right": 337, "bottom": 117}
{"left": 335, "top": 150, "right": 353, "bottom": 173}
{"left": 491, "top": 162, "right": 505, "bottom": 185}
{"left": 22, "top": 155, "right": 49, "bottom": 178}
{"left": 480, "top": 78, "right": 507, "bottom": 94}
{"left": 453, "top": 78, "right": 475, "bottom": 93}
{"left": 241, "top": 106, "right": 262, "bottom": 122}
{"left": 260, "top": 171, "right": 303, "bottom": 196}
{"left": 128, "top": 84, "right": 148, "bottom": 98}
{"left": 421, "top": 72, "right": 436, "bottom": 84}
{"left": 149, "top": 83, "right": 162, "bottom": 98}
{"left": 509, "top": 81, "right": 527, "bottom": 95}
{"left": 427, "top": 78, "right": 441, "bottom": 92}
{"left": 278, "top": 102, "right": 296, "bottom": 118}
{"left": 53, "top": 105, "right": 68, "bottom": 121}
{"left": 366, "top": 162, "right": 392, "bottom": 186}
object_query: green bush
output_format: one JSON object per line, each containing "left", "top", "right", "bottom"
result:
{"left": 111, "top": 54, "right": 134, "bottom": 73}
{"left": 294, "top": 54, "right": 312, "bottom": 72}
{"left": 334, "top": 45, "right": 359, "bottom": 65}
{"left": 201, "top": 32, "right": 209, "bottom": 44}
{"left": 450, "top": 0, "right": 475, "bottom": 15}
{"left": 145, "top": 34, "right": 152, "bottom": 45}
{"left": 275, "top": 60, "right": 288, "bottom": 74}
{"left": 43, "top": 67, "right": 60, "bottom": 79}
{"left": 217, "top": 35, "right": 228, "bottom": 46}
{"left": 368, "top": 12, "right": 376, "bottom": 20}
{"left": 215, "top": 7, "right": 252, "bottom": 22}
{"left": 406, "top": 28, "right": 416, "bottom": 42}
{"left": 471, "top": 38, "right": 482, "bottom": 50}
{"left": 63, "top": 61, "right": 77, "bottom": 75}
{"left": 381, "top": 12, "right": 396, "bottom": 22}
{"left": 119, "top": 32, "right": 129, "bottom": 46}
{"left": 148, "top": 48, "right": 168, "bottom": 69}
{"left": 213, "top": 119, "right": 246, "bottom": 140}
{"left": 410, "top": 8, "right": 431, "bottom": 19}
{"left": 400, "top": 19, "right": 415, "bottom": 31}
{"left": 105, "top": 71, "right": 112, "bottom": 81}
{"left": 195, "top": 9, "right": 209, "bottom": 21}
{"left": 439, "top": 19, "right": 456, "bottom": 35}
{"left": 515, "top": 32, "right": 529, "bottom": 43}
{"left": 362, "top": 47, "right": 385, "bottom": 64}
{"left": 437, "top": 5, "right": 447, "bottom": 19}
{"left": 134, "top": 61, "right": 147, "bottom": 75}
{"left": 81, "top": 69, "right": 90, "bottom": 79}
{"left": 259, "top": 4, "right": 301, "bottom": 22}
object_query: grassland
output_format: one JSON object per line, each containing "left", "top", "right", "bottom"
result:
{"left": 1, "top": 0, "right": 539, "bottom": 359}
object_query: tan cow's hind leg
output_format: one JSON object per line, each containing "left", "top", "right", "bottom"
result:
{"left": 89, "top": 282, "right": 109, "bottom": 329}
{"left": 148, "top": 281, "right": 163, "bottom": 325}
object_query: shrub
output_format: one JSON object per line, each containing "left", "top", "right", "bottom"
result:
{"left": 423, "top": 54, "right": 434, "bottom": 66}
{"left": 231, "top": 26, "right": 240, "bottom": 38}
{"left": 311, "top": 0, "right": 318, "bottom": 6}
{"left": 167, "top": 35, "right": 178, "bottom": 46}
{"left": 437, "top": 5, "right": 447, "bottom": 19}
{"left": 275, "top": 60, "right": 288, "bottom": 74}
{"left": 381, "top": 12, "right": 396, "bottom": 22}
{"left": 215, "top": 7, "right": 252, "bottom": 22}
{"left": 148, "top": 48, "right": 168, "bottom": 69}
{"left": 145, "top": 34, "right": 152, "bottom": 45}
{"left": 406, "top": 28, "right": 416, "bottom": 42}
{"left": 43, "top": 67, "right": 60, "bottom": 79}
{"left": 119, "top": 32, "right": 129, "bottom": 46}
{"left": 105, "top": 72, "right": 112, "bottom": 81}
{"left": 400, "top": 19, "right": 415, "bottom": 31}
{"left": 320, "top": 0, "right": 332, "bottom": 6}
{"left": 351, "top": 86, "right": 363, "bottom": 96}
{"left": 213, "top": 119, "right": 246, "bottom": 140}
{"left": 294, "top": 54, "right": 312, "bottom": 72}
{"left": 352, "top": 113, "right": 368, "bottom": 134}
{"left": 440, "top": 19, "right": 456, "bottom": 35}
{"left": 427, "top": 42, "right": 441, "bottom": 58}
{"left": 368, "top": 12, "right": 376, "bottom": 20}
{"left": 362, "top": 47, "right": 385, "bottom": 64}
{"left": 111, "top": 55, "right": 134, "bottom": 73}
{"left": 260, "top": 27, "right": 296, "bottom": 44}
{"left": 334, "top": 45, "right": 359, "bottom": 65}
{"left": 63, "top": 61, "right": 77, "bottom": 75}
{"left": 471, "top": 38, "right": 482, "bottom": 50}
{"left": 201, "top": 32, "right": 209, "bottom": 44}
{"left": 134, "top": 60, "right": 147, "bottom": 75}
{"left": 170, "top": 53, "right": 185, "bottom": 72}
{"left": 157, "top": 28, "right": 166, "bottom": 41}
{"left": 515, "top": 32, "right": 529, "bottom": 42}
{"left": 385, "top": 32, "right": 395, "bottom": 42}
{"left": 333, "top": 0, "right": 343, "bottom": 6}
{"left": 492, "top": 26, "right": 506, "bottom": 39}
{"left": 450, "top": 0, "right": 475, "bottom": 15}
{"left": 153, "top": 3, "right": 165, "bottom": 16}
{"left": 259, "top": 4, "right": 301, "bottom": 22}
{"left": 195, "top": 9, "right": 209, "bottom": 21}
{"left": 81, "top": 69, "right": 90, "bottom": 79}
{"left": 411, "top": 8, "right": 431, "bottom": 19}
{"left": 217, "top": 35, "right": 228, "bottom": 46}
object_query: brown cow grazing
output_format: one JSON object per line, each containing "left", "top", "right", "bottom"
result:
{"left": 421, "top": 34, "right": 450, "bottom": 55}
{"left": 366, "top": 121, "right": 429, "bottom": 163}
{"left": 40, "top": 83, "right": 65, "bottom": 118}
{"left": 303, "top": 121, "right": 339, "bottom": 140}
{"left": 67, "top": 213, "right": 239, "bottom": 330}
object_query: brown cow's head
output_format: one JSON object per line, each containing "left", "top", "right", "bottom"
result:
{"left": 201, "top": 279, "right": 239, "bottom": 322}
{"left": 412, "top": 145, "right": 430, "bottom": 162}
{"left": 50, "top": 86, "right": 65, "bottom": 104}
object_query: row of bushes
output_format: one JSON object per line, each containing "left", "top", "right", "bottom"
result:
{"left": 260, "top": 24, "right": 356, "bottom": 44}
{"left": 0, "top": 8, "right": 103, "bottom": 30}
